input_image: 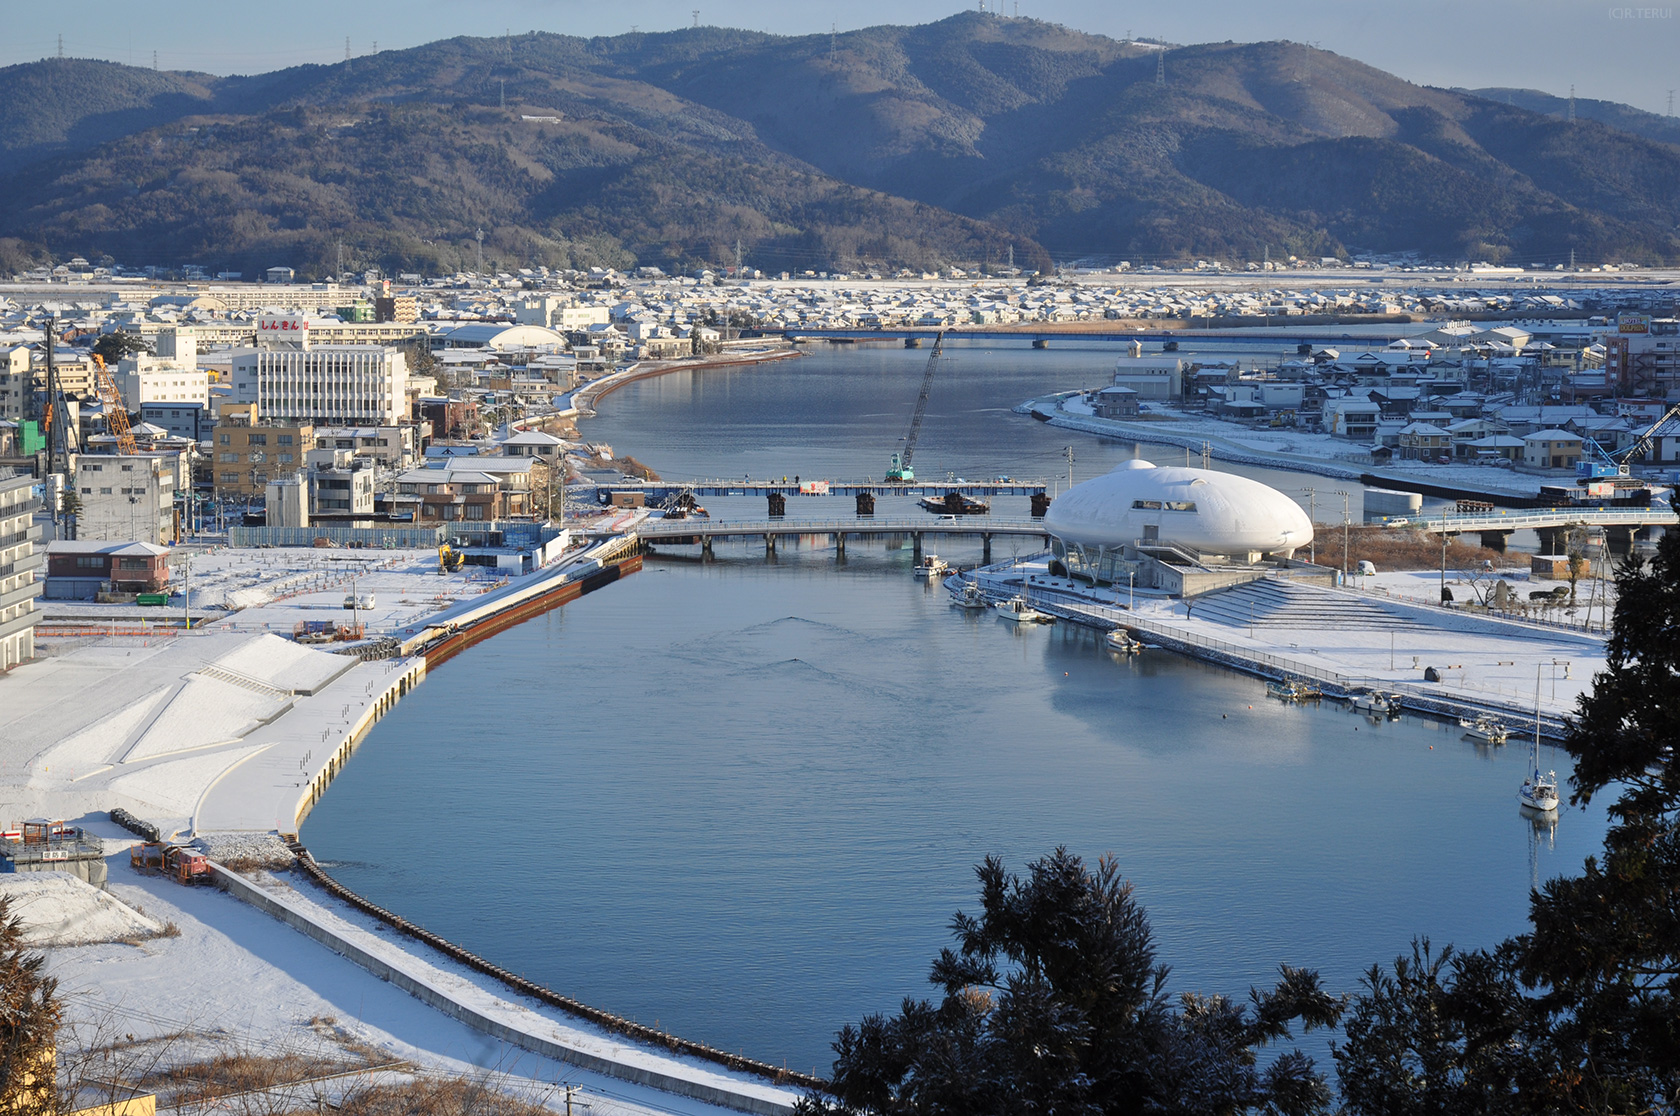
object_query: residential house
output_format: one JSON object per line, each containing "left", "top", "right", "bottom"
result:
{"left": 1397, "top": 422, "right": 1452, "bottom": 461}
{"left": 1523, "top": 429, "right": 1584, "bottom": 471}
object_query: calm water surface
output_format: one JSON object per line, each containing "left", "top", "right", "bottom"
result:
{"left": 305, "top": 343, "right": 1604, "bottom": 1075}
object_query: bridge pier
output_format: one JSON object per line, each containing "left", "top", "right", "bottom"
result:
{"left": 855, "top": 492, "right": 875, "bottom": 517}
{"left": 983, "top": 533, "right": 992, "bottom": 563}
{"left": 912, "top": 532, "right": 924, "bottom": 561}
{"left": 1535, "top": 527, "right": 1562, "bottom": 555}
{"left": 764, "top": 534, "right": 776, "bottom": 556}
{"left": 1608, "top": 526, "right": 1637, "bottom": 555}
{"left": 835, "top": 532, "right": 846, "bottom": 560}
{"left": 1032, "top": 338, "right": 1049, "bottom": 350}
{"left": 904, "top": 337, "right": 921, "bottom": 348}
{"left": 701, "top": 536, "right": 714, "bottom": 561}
{"left": 767, "top": 492, "right": 786, "bottom": 518}
{"left": 1478, "top": 531, "right": 1510, "bottom": 553}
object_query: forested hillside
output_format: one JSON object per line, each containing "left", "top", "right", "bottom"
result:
{"left": 2, "top": 15, "right": 1675, "bottom": 276}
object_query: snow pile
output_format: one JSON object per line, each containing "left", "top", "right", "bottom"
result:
{"left": 191, "top": 832, "right": 296, "bottom": 869}
{"left": 0, "top": 872, "right": 164, "bottom": 946}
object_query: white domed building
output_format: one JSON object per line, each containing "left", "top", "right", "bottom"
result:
{"left": 1043, "top": 460, "right": 1312, "bottom": 583}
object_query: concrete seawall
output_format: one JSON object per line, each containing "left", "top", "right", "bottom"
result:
{"left": 211, "top": 865, "right": 803, "bottom": 1116}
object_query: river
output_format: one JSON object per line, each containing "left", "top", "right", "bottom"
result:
{"left": 303, "top": 340, "right": 1604, "bottom": 1080}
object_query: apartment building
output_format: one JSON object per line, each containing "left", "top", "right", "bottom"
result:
{"left": 0, "top": 472, "right": 42, "bottom": 671}
{"left": 211, "top": 402, "right": 313, "bottom": 498}
{"left": 73, "top": 453, "right": 178, "bottom": 545}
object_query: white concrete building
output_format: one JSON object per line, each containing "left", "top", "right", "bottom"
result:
{"left": 305, "top": 449, "right": 376, "bottom": 516}
{"left": 73, "top": 454, "right": 177, "bottom": 545}
{"left": 0, "top": 473, "right": 42, "bottom": 671}
{"left": 116, "top": 355, "right": 210, "bottom": 408}
{"left": 232, "top": 345, "right": 408, "bottom": 426}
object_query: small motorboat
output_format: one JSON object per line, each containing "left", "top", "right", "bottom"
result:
{"left": 914, "top": 554, "right": 950, "bottom": 578}
{"left": 1460, "top": 714, "right": 1509, "bottom": 745}
{"left": 951, "top": 581, "right": 989, "bottom": 610}
{"left": 1348, "top": 690, "right": 1392, "bottom": 716}
{"left": 1266, "top": 678, "right": 1322, "bottom": 702}
{"left": 995, "top": 596, "right": 1052, "bottom": 624}
{"left": 1105, "top": 629, "right": 1142, "bottom": 655}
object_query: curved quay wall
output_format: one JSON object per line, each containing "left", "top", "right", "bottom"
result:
{"left": 207, "top": 548, "right": 826, "bottom": 1111}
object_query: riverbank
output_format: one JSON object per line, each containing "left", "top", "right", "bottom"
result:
{"left": 4, "top": 531, "right": 805, "bottom": 1115}
{"left": 573, "top": 347, "right": 801, "bottom": 415}
{"left": 1017, "top": 392, "right": 1552, "bottom": 502}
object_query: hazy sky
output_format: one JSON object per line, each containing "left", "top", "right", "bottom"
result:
{"left": 7, "top": 0, "right": 1677, "bottom": 113}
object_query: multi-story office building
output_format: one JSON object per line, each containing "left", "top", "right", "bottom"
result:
{"left": 0, "top": 472, "right": 42, "bottom": 670}
{"left": 211, "top": 403, "right": 314, "bottom": 498}
{"left": 1605, "top": 315, "right": 1680, "bottom": 399}
{"left": 231, "top": 315, "right": 409, "bottom": 426}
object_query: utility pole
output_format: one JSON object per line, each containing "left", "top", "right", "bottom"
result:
{"left": 1342, "top": 491, "right": 1350, "bottom": 577}
{"left": 476, "top": 228, "right": 485, "bottom": 274}
{"left": 1305, "top": 487, "right": 1316, "bottom": 564}
{"left": 44, "top": 315, "right": 60, "bottom": 511}
{"left": 1440, "top": 529, "right": 1448, "bottom": 603}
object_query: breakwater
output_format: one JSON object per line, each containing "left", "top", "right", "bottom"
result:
{"left": 280, "top": 843, "right": 822, "bottom": 1101}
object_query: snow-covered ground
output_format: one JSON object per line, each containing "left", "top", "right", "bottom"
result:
{"left": 969, "top": 557, "right": 1606, "bottom": 720}
{"left": 46, "top": 859, "right": 772, "bottom": 1116}
{"left": 1041, "top": 394, "right": 1558, "bottom": 499}
{"left": 0, "top": 871, "right": 162, "bottom": 946}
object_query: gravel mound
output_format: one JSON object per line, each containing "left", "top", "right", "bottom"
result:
{"left": 191, "top": 832, "right": 296, "bottom": 869}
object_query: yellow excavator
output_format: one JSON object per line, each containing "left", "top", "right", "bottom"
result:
{"left": 438, "top": 544, "right": 465, "bottom": 573}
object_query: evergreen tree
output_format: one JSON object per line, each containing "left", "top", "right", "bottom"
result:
{"left": 800, "top": 848, "right": 1342, "bottom": 1116}
{"left": 0, "top": 895, "right": 61, "bottom": 1116}
{"left": 90, "top": 331, "right": 150, "bottom": 365}
{"left": 1333, "top": 522, "right": 1680, "bottom": 1113}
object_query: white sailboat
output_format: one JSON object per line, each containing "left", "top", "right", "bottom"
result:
{"left": 1518, "top": 667, "right": 1560, "bottom": 813}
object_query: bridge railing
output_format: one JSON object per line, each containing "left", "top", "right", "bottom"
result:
{"left": 636, "top": 518, "right": 1052, "bottom": 537}
{"left": 1377, "top": 507, "right": 1676, "bottom": 531}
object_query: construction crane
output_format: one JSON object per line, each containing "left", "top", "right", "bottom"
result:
{"left": 1577, "top": 401, "right": 1680, "bottom": 481}
{"left": 886, "top": 331, "right": 944, "bottom": 482}
{"left": 90, "top": 354, "right": 137, "bottom": 455}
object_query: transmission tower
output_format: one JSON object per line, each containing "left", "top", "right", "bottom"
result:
{"left": 1156, "top": 48, "right": 1165, "bottom": 87}
{"left": 1567, "top": 85, "right": 1576, "bottom": 122}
